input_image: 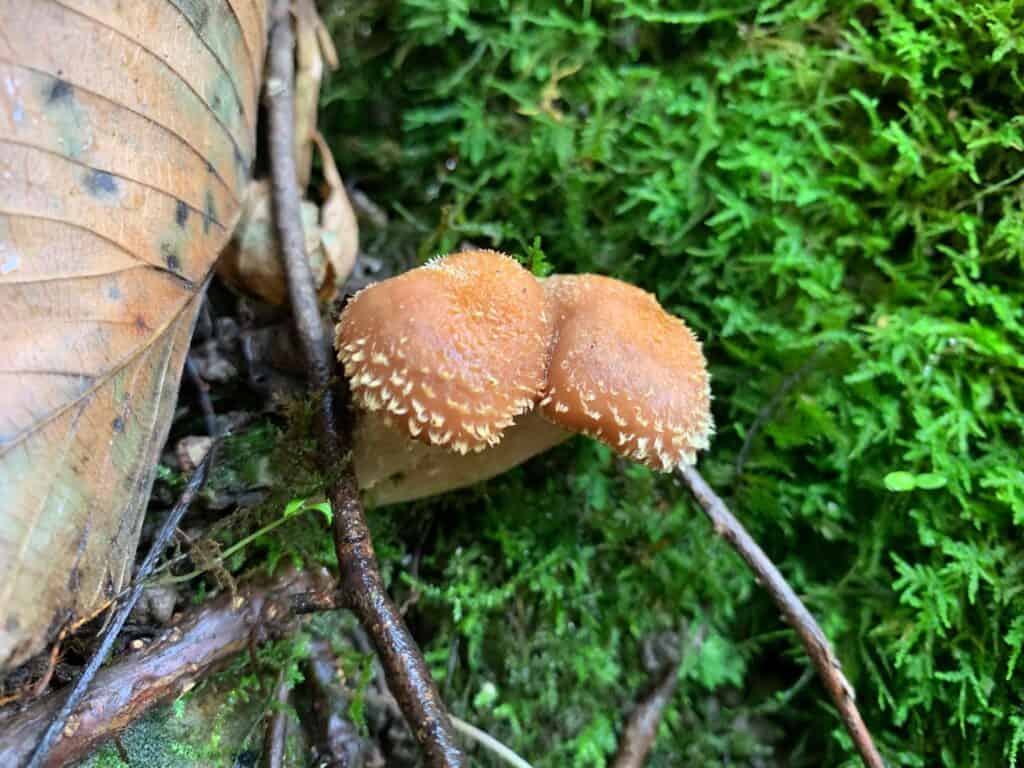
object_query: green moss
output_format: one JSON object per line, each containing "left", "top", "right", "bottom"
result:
{"left": 316, "top": 0, "right": 1024, "bottom": 765}
{"left": 80, "top": 632, "right": 316, "bottom": 768}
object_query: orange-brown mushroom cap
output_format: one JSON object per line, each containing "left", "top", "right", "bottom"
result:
{"left": 540, "top": 274, "right": 713, "bottom": 470}
{"left": 335, "top": 249, "right": 551, "bottom": 454}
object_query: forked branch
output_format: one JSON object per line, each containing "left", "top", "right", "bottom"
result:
{"left": 265, "top": 2, "right": 463, "bottom": 765}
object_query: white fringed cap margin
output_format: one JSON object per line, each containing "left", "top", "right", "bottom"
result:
{"left": 540, "top": 274, "right": 713, "bottom": 471}
{"left": 335, "top": 250, "right": 552, "bottom": 454}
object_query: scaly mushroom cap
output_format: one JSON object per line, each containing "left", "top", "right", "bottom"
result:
{"left": 540, "top": 274, "right": 713, "bottom": 470}
{"left": 336, "top": 249, "right": 551, "bottom": 454}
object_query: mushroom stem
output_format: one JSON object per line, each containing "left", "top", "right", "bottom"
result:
{"left": 355, "top": 409, "right": 571, "bottom": 506}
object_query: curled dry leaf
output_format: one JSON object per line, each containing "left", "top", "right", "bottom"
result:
{"left": 220, "top": 0, "right": 354, "bottom": 307}
{"left": 293, "top": 0, "right": 338, "bottom": 188}
{"left": 313, "top": 131, "right": 359, "bottom": 292}
{"left": 217, "top": 180, "right": 328, "bottom": 305}
{"left": 0, "top": 0, "right": 266, "bottom": 672}
{"left": 217, "top": 138, "right": 358, "bottom": 305}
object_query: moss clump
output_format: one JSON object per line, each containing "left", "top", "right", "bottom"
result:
{"left": 315, "top": 1, "right": 1023, "bottom": 765}
{"left": 80, "top": 632, "right": 314, "bottom": 768}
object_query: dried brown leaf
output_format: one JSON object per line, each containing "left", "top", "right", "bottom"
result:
{"left": 293, "top": 0, "right": 337, "bottom": 188}
{"left": 313, "top": 131, "right": 359, "bottom": 294}
{"left": 217, "top": 180, "right": 327, "bottom": 305}
{"left": 0, "top": 0, "right": 266, "bottom": 671}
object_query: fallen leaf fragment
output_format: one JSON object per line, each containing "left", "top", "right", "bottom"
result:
{"left": 217, "top": 180, "right": 328, "bottom": 305}
{"left": 313, "top": 131, "right": 359, "bottom": 293}
{"left": 293, "top": 0, "right": 339, "bottom": 188}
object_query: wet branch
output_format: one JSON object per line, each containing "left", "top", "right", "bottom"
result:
{"left": 677, "top": 465, "right": 885, "bottom": 768}
{"left": 265, "top": 2, "right": 463, "bottom": 765}
{"left": 303, "top": 639, "right": 366, "bottom": 766}
{"left": 261, "top": 674, "right": 292, "bottom": 768}
{"left": 0, "top": 560, "right": 311, "bottom": 768}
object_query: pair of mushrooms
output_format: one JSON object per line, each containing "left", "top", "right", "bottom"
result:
{"left": 336, "top": 250, "right": 713, "bottom": 505}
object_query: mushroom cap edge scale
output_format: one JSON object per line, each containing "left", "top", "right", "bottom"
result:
{"left": 336, "top": 249, "right": 552, "bottom": 454}
{"left": 539, "top": 273, "right": 713, "bottom": 471}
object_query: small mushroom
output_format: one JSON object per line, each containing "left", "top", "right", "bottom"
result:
{"left": 336, "top": 249, "right": 552, "bottom": 454}
{"left": 539, "top": 274, "right": 712, "bottom": 470}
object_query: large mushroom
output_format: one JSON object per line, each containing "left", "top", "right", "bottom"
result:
{"left": 334, "top": 254, "right": 881, "bottom": 767}
{"left": 337, "top": 250, "right": 712, "bottom": 504}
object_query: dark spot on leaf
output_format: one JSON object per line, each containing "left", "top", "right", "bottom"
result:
{"left": 191, "top": 0, "right": 210, "bottom": 30}
{"left": 83, "top": 169, "right": 118, "bottom": 197}
{"left": 5, "top": 616, "right": 18, "bottom": 632}
{"left": 112, "top": 416, "right": 125, "bottom": 433}
{"left": 134, "top": 315, "right": 149, "bottom": 332}
{"left": 203, "top": 190, "right": 218, "bottom": 234}
{"left": 105, "top": 572, "right": 115, "bottom": 599}
{"left": 175, "top": 200, "right": 189, "bottom": 228}
{"left": 47, "top": 78, "right": 73, "bottom": 103}
{"left": 161, "top": 241, "right": 181, "bottom": 271}
{"left": 233, "top": 144, "right": 247, "bottom": 175}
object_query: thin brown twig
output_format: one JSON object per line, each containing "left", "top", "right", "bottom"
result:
{"left": 265, "top": 3, "right": 464, "bottom": 765}
{"left": 325, "top": 461, "right": 464, "bottom": 766}
{"left": 609, "top": 662, "right": 680, "bottom": 768}
{"left": 261, "top": 674, "right": 292, "bottom": 768}
{"left": 23, "top": 443, "right": 220, "bottom": 768}
{"left": 611, "top": 626, "right": 705, "bottom": 768}
{"left": 0, "top": 568, "right": 316, "bottom": 768}
{"left": 185, "top": 355, "right": 219, "bottom": 437}
{"left": 267, "top": 9, "right": 333, "bottom": 401}
{"left": 28, "top": 635, "right": 64, "bottom": 700}
{"left": 0, "top": 630, "right": 69, "bottom": 709}
{"left": 677, "top": 464, "right": 885, "bottom": 768}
